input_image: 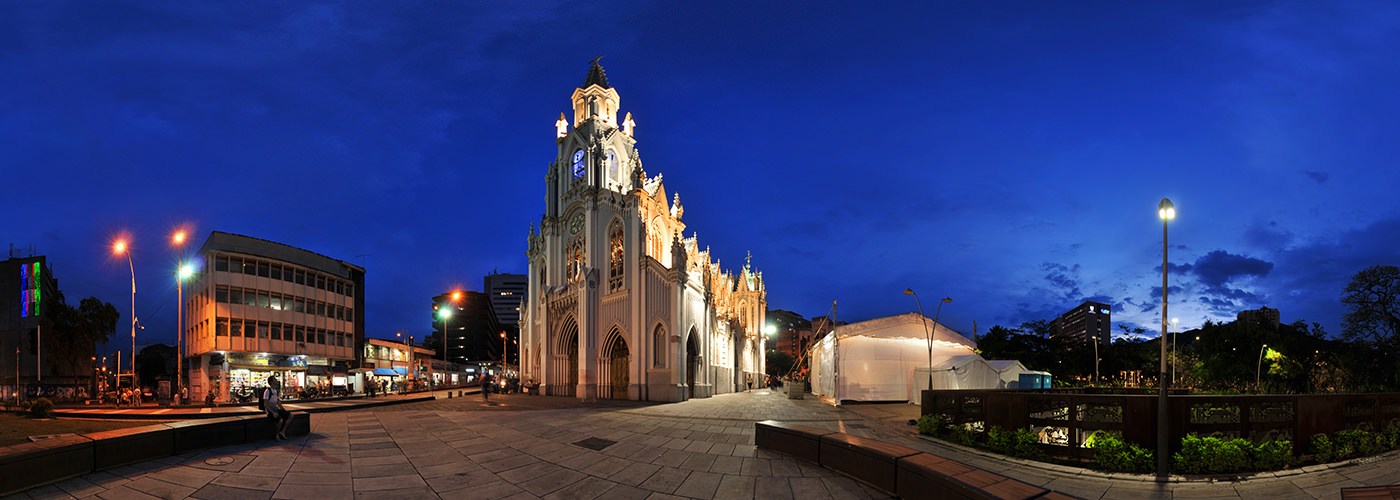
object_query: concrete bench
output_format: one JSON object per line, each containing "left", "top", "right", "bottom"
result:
{"left": 0, "top": 411, "right": 311, "bottom": 497}
{"left": 820, "top": 433, "right": 921, "bottom": 492}
{"left": 1341, "top": 485, "right": 1400, "bottom": 499}
{"left": 755, "top": 420, "right": 1081, "bottom": 500}
{"left": 898, "top": 452, "right": 1048, "bottom": 500}
{"left": 755, "top": 420, "right": 836, "bottom": 464}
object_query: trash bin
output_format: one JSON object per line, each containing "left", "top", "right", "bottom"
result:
{"left": 787, "top": 380, "right": 804, "bottom": 400}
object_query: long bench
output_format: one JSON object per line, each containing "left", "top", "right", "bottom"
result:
{"left": 0, "top": 411, "right": 309, "bottom": 497}
{"left": 755, "top": 420, "right": 1079, "bottom": 500}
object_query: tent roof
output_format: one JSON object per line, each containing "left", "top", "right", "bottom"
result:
{"left": 987, "top": 360, "right": 1028, "bottom": 373}
{"left": 834, "top": 312, "right": 975, "bottom": 347}
{"left": 931, "top": 354, "right": 993, "bottom": 370}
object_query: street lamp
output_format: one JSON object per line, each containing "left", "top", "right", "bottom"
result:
{"left": 1090, "top": 335, "right": 1100, "bottom": 384}
{"left": 1256, "top": 344, "right": 1269, "bottom": 390}
{"left": 903, "top": 289, "right": 951, "bottom": 395}
{"left": 1156, "top": 197, "right": 1175, "bottom": 480}
{"left": 1170, "top": 318, "right": 1179, "bottom": 387}
{"left": 500, "top": 332, "right": 508, "bottom": 366}
{"left": 113, "top": 239, "right": 136, "bottom": 392}
{"left": 438, "top": 307, "right": 451, "bottom": 363}
{"left": 172, "top": 230, "right": 190, "bottom": 404}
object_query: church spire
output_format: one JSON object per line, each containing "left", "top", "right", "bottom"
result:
{"left": 582, "top": 56, "right": 611, "bottom": 89}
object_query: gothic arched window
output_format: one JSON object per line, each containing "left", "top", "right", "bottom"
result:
{"left": 609, "top": 222, "right": 624, "bottom": 291}
{"left": 567, "top": 237, "right": 585, "bottom": 282}
{"left": 653, "top": 324, "right": 667, "bottom": 368}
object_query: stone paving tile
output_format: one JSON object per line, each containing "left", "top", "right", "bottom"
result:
{"left": 281, "top": 471, "right": 351, "bottom": 485}
{"left": 741, "top": 457, "right": 773, "bottom": 476}
{"left": 190, "top": 483, "right": 274, "bottom": 500}
{"left": 51, "top": 476, "right": 105, "bottom": 498}
{"left": 679, "top": 453, "right": 717, "bottom": 472}
{"left": 1041, "top": 477, "right": 1113, "bottom": 500}
{"left": 540, "top": 476, "right": 616, "bottom": 500}
{"left": 480, "top": 453, "right": 542, "bottom": 473}
{"left": 499, "top": 461, "right": 567, "bottom": 484}
{"left": 352, "top": 485, "right": 440, "bottom": 499}
{"left": 611, "top": 462, "right": 663, "bottom": 487}
{"left": 123, "top": 477, "right": 197, "bottom": 499}
{"left": 1101, "top": 482, "right": 1173, "bottom": 500}
{"left": 425, "top": 468, "right": 499, "bottom": 493}
{"left": 639, "top": 467, "right": 691, "bottom": 494}
{"left": 94, "top": 484, "right": 163, "bottom": 500}
{"left": 438, "top": 479, "right": 528, "bottom": 500}
{"left": 788, "top": 477, "right": 834, "bottom": 500}
{"left": 753, "top": 476, "right": 794, "bottom": 500}
{"left": 209, "top": 472, "right": 281, "bottom": 491}
{"left": 710, "top": 455, "right": 743, "bottom": 474}
{"left": 767, "top": 458, "right": 802, "bottom": 477}
{"left": 351, "top": 463, "right": 417, "bottom": 478}
{"left": 519, "top": 468, "right": 588, "bottom": 497}
{"left": 674, "top": 470, "right": 723, "bottom": 499}
{"left": 818, "top": 476, "right": 885, "bottom": 500}
{"left": 350, "top": 473, "right": 427, "bottom": 492}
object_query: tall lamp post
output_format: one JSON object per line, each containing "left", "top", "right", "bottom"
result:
{"left": 1091, "top": 335, "right": 1101, "bottom": 384}
{"left": 113, "top": 239, "right": 136, "bottom": 391}
{"left": 903, "top": 289, "right": 951, "bottom": 394}
{"left": 1157, "top": 197, "right": 1175, "bottom": 480}
{"left": 172, "top": 231, "right": 189, "bottom": 404}
{"left": 1256, "top": 344, "right": 1269, "bottom": 389}
{"left": 1170, "top": 317, "right": 1179, "bottom": 387}
{"left": 438, "top": 308, "right": 451, "bottom": 363}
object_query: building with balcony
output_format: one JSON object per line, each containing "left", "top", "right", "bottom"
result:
{"left": 182, "top": 232, "right": 365, "bottom": 403}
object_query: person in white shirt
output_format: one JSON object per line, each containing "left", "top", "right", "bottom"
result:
{"left": 264, "top": 377, "right": 292, "bottom": 440}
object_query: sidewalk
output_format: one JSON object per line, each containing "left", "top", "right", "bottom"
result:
{"left": 49, "top": 390, "right": 450, "bottom": 420}
{"left": 7, "top": 389, "right": 1399, "bottom": 499}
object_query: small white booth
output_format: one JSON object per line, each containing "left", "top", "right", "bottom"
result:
{"left": 986, "top": 360, "right": 1030, "bottom": 388}
{"left": 811, "top": 312, "right": 1011, "bottom": 404}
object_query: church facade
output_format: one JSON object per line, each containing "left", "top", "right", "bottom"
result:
{"left": 520, "top": 62, "right": 767, "bottom": 402}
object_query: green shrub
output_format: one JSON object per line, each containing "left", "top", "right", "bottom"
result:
{"left": 917, "top": 414, "right": 945, "bottom": 436}
{"left": 987, "top": 426, "right": 1042, "bottom": 459}
{"left": 1173, "top": 435, "right": 1250, "bottom": 474}
{"left": 1384, "top": 426, "right": 1400, "bottom": 450}
{"left": 28, "top": 397, "right": 53, "bottom": 418}
{"left": 1333, "top": 429, "right": 1382, "bottom": 460}
{"left": 947, "top": 424, "right": 979, "bottom": 447}
{"left": 1091, "top": 433, "right": 1154, "bottom": 473}
{"left": 1250, "top": 440, "right": 1293, "bottom": 470}
{"left": 1311, "top": 434, "right": 1334, "bottom": 463}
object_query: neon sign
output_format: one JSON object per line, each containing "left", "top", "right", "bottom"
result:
{"left": 19, "top": 262, "right": 40, "bottom": 318}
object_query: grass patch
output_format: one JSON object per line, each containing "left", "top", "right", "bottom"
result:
{"left": 0, "top": 412, "right": 171, "bottom": 447}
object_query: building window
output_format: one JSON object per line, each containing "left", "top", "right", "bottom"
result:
{"left": 295, "top": 270, "right": 305, "bottom": 285}
{"left": 296, "top": 326, "right": 306, "bottom": 342}
{"left": 653, "top": 325, "right": 667, "bottom": 368}
{"left": 217, "top": 318, "right": 228, "bottom": 336}
{"left": 216, "top": 286, "right": 229, "bottom": 303}
{"left": 242, "top": 259, "right": 256, "bottom": 275}
{"left": 215, "top": 257, "right": 229, "bottom": 272}
{"left": 258, "top": 321, "right": 270, "bottom": 339}
{"left": 243, "top": 289, "right": 257, "bottom": 307}
{"left": 567, "top": 237, "right": 585, "bottom": 282}
{"left": 271, "top": 323, "right": 282, "bottom": 340}
{"left": 609, "top": 222, "right": 624, "bottom": 291}
{"left": 271, "top": 265, "right": 282, "bottom": 281}
{"left": 346, "top": 283, "right": 354, "bottom": 298}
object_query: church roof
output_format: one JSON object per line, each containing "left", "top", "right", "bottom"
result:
{"left": 582, "top": 58, "right": 611, "bottom": 89}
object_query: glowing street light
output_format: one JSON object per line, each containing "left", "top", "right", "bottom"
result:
{"left": 173, "top": 229, "right": 191, "bottom": 404}
{"left": 1156, "top": 197, "right": 1175, "bottom": 480}
{"left": 1256, "top": 344, "right": 1269, "bottom": 389}
{"left": 438, "top": 307, "right": 452, "bottom": 363}
{"left": 113, "top": 238, "right": 136, "bottom": 391}
{"left": 904, "top": 289, "right": 951, "bottom": 395}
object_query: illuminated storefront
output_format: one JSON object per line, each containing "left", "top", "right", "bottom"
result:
{"left": 183, "top": 232, "right": 365, "bottom": 403}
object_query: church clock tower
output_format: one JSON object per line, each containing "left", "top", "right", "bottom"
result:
{"left": 523, "top": 59, "right": 766, "bottom": 403}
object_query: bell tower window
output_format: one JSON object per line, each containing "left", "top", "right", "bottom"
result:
{"left": 567, "top": 237, "right": 585, "bottom": 282}
{"left": 609, "top": 222, "right": 624, "bottom": 291}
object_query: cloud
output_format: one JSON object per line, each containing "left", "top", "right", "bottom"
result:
{"left": 1303, "top": 170, "right": 1328, "bottom": 184}
{"left": 1042, "top": 262, "right": 1082, "bottom": 299}
{"left": 1191, "top": 250, "right": 1274, "bottom": 287}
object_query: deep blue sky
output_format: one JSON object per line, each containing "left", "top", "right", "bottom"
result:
{"left": 5, "top": 2, "right": 1399, "bottom": 350}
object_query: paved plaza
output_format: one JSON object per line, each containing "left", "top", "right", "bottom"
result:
{"left": 7, "top": 389, "right": 1400, "bottom": 499}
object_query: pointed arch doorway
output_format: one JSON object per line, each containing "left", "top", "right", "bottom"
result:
{"left": 556, "top": 318, "right": 579, "bottom": 397}
{"left": 686, "top": 329, "right": 699, "bottom": 399}
{"left": 602, "top": 329, "right": 629, "bottom": 400}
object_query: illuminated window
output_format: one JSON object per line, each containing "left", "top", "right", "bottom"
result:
{"left": 609, "top": 222, "right": 624, "bottom": 291}
{"left": 567, "top": 237, "right": 585, "bottom": 282}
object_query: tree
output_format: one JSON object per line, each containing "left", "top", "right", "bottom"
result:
{"left": 1341, "top": 265, "right": 1400, "bottom": 347}
{"left": 42, "top": 292, "right": 119, "bottom": 385}
{"left": 766, "top": 350, "right": 795, "bottom": 377}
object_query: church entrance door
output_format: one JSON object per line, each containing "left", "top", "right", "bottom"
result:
{"left": 606, "top": 332, "right": 629, "bottom": 400}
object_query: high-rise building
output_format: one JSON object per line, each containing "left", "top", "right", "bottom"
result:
{"left": 1052, "top": 300, "right": 1112, "bottom": 348}
{"left": 185, "top": 232, "right": 365, "bottom": 403}
{"left": 521, "top": 60, "right": 767, "bottom": 402}
{"left": 484, "top": 271, "right": 527, "bottom": 334}
{"left": 431, "top": 290, "right": 500, "bottom": 365}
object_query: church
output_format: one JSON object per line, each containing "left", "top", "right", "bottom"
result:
{"left": 520, "top": 61, "right": 767, "bottom": 402}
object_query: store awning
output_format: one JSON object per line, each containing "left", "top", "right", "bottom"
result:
{"left": 371, "top": 368, "right": 399, "bottom": 376}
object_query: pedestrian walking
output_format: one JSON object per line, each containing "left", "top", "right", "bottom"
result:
{"left": 264, "top": 377, "right": 293, "bottom": 440}
{"left": 482, "top": 373, "right": 492, "bottom": 402}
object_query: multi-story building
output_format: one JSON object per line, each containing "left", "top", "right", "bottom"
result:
{"left": 484, "top": 271, "right": 527, "bottom": 333}
{"left": 1237, "top": 306, "right": 1280, "bottom": 331}
{"left": 1, "top": 252, "right": 64, "bottom": 394}
{"left": 1052, "top": 300, "right": 1112, "bottom": 348}
{"left": 183, "top": 232, "right": 365, "bottom": 403}
{"left": 361, "top": 337, "right": 436, "bottom": 391}
{"left": 431, "top": 290, "right": 500, "bottom": 365}
{"left": 521, "top": 61, "right": 767, "bottom": 402}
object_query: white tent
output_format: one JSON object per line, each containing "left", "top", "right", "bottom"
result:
{"left": 910, "top": 355, "right": 1004, "bottom": 401}
{"left": 810, "top": 312, "right": 1007, "bottom": 404}
{"left": 986, "top": 360, "right": 1030, "bottom": 388}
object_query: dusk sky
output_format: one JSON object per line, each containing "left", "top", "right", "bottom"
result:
{"left": 5, "top": 2, "right": 1399, "bottom": 351}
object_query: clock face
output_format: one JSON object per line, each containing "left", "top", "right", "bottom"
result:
{"left": 606, "top": 150, "right": 618, "bottom": 182}
{"left": 572, "top": 149, "right": 586, "bottom": 179}
{"left": 569, "top": 213, "right": 585, "bottom": 234}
